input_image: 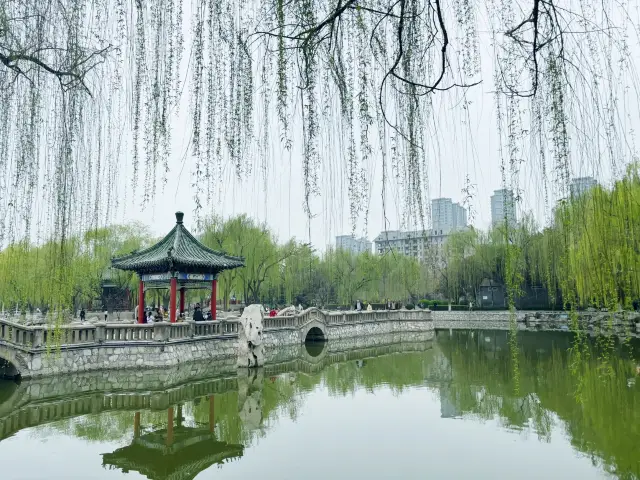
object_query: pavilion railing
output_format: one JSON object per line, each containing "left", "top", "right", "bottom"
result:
{"left": 0, "top": 318, "right": 242, "bottom": 351}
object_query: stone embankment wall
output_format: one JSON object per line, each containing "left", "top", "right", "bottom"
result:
{"left": 22, "top": 336, "right": 238, "bottom": 378}
{"left": 432, "top": 311, "right": 523, "bottom": 330}
{"left": 433, "top": 310, "right": 640, "bottom": 336}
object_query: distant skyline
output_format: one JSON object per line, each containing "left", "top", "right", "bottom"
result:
{"left": 118, "top": 170, "right": 605, "bottom": 252}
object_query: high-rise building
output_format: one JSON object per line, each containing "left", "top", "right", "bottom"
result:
{"left": 570, "top": 176, "right": 597, "bottom": 198}
{"left": 431, "top": 198, "right": 468, "bottom": 234}
{"left": 335, "top": 235, "right": 372, "bottom": 255}
{"left": 373, "top": 229, "right": 449, "bottom": 264}
{"left": 452, "top": 203, "right": 468, "bottom": 231}
{"left": 491, "top": 189, "right": 517, "bottom": 227}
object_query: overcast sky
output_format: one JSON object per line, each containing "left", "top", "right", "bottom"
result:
{"left": 84, "top": 4, "right": 640, "bottom": 251}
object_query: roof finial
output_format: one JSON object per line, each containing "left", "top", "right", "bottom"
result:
{"left": 175, "top": 211, "right": 184, "bottom": 224}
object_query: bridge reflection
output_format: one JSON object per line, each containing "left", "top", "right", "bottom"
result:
{"left": 0, "top": 338, "right": 433, "bottom": 443}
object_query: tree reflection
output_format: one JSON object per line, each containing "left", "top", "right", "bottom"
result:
{"left": 435, "top": 330, "right": 640, "bottom": 479}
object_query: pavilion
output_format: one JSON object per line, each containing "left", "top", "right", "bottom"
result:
{"left": 112, "top": 212, "right": 245, "bottom": 323}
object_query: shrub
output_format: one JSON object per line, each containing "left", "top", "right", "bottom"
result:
{"left": 405, "top": 303, "right": 414, "bottom": 310}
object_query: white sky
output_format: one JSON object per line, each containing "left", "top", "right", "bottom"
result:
{"left": 17, "top": 1, "right": 637, "bottom": 252}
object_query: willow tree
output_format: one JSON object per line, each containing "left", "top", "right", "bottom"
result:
{"left": 1, "top": 0, "right": 638, "bottom": 315}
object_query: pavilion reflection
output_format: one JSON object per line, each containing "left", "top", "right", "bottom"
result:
{"left": 102, "top": 396, "right": 244, "bottom": 480}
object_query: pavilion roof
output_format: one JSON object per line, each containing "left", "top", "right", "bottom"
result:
{"left": 111, "top": 212, "right": 244, "bottom": 276}
{"left": 102, "top": 426, "right": 244, "bottom": 480}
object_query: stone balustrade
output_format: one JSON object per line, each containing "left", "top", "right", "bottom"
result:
{"left": 263, "top": 315, "right": 299, "bottom": 329}
{"left": 263, "top": 309, "right": 430, "bottom": 331}
{"left": 0, "top": 318, "right": 242, "bottom": 352}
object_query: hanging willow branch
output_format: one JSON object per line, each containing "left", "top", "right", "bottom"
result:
{"left": 1, "top": 0, "right": 638, "bottom": 319}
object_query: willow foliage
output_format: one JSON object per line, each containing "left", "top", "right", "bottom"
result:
{"left": 442, "top": 167, "right": 640, "bottom": 311}
{"left": 1, "top": 0, "right": 639, "bottom": 321}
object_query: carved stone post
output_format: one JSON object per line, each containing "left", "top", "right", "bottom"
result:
{"left": 32, "top": 327, "right": 44, "bottom": 348}
{"left": 186, "top": 320, "right": 195, "bottom": 338}
{"left": 95, "top": 323, "right": 106, "bottom": 343}
{"left": 153, "top": 322, "right": 171, "bottom": 342}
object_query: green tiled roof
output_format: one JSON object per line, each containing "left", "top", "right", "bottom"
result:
{"left": 111, "top": 212, "right": 245, "bottom": 275}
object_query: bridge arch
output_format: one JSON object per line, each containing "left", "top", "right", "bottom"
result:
{"left": 299, "top": 308, "right": 328, "bottom": 344}
{"left": 0, "top": 345, "right": 27, "bottom": 379}
{"left": 304, "top": 326, "right": 326, "bottom": 343}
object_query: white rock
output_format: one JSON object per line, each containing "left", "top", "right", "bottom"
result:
{"left": 236, "top": 304, "right": 265, "bottom": 368}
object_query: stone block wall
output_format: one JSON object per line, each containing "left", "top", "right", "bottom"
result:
{"left": 327, "top": 319, "right": 433, "bottom": 339}
{"left": 263, "top": 318, "right": 433, "bottom": 348}
{"left": 262, "top": 328, "right": 299, "bottom": 348}
{"left": 432, "top": 310, "right": 640, "bottom": 336}
{"left": 433, "top": 311, "right": 522, "bottom": 330}
{"left": 24, "top": 336, "right": 238, "bottom": 378}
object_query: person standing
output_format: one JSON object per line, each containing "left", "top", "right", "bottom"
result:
{"left": 193, "top": 303, "right": 205, "bottom": 322}
{"left": 356, "top": 300, "right": 362, "bottom": 311}
{"left": 80, "top": 308, "right": 86, "bottom": 322}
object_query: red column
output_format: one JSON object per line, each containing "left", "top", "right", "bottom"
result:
{"left": 211, "top": 279, "right": 217, "bottom": 320}
{"left": 179, "top": 288, "right": 185, "bottom": 315}
{"left": 169, "top": 277, "right": 177, "bottom": 323}
{"left": 166, "top": 407, "right": 174, "bottom": 446}
{"left": 138, "top": 279, "right": 145, "bottom": 324}
{"left": 134, "top": 411, "right": 140, "bottom": 438}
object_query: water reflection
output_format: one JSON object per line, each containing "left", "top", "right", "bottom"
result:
{"left": 433, "top": 330, "right": 640, "bottom": 478}
{"left": 103, "top": 403, "right": 244, "bottom": 479}
{"left": 304, "top": 341, "right": 326, "bottom": 358}
{"left": 0, "top": 333, "right": 638, "bottom": 479}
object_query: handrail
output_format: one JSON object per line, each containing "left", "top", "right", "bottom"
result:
{"left": 263, "top": 309, "right": 431, "bottom": 330}
{"left": 0, "top": 310, "right": 428, "bottom": 348}
{"left": 0, "top": 317, "right": 242, "bottom": 350}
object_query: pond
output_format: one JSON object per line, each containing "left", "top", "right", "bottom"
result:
{"left": 0, "top": 330, "right": 638, "bottom": 479}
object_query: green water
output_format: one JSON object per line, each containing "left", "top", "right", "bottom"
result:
{"left": 0, "top": 330, "right": 639, "bottom": 479}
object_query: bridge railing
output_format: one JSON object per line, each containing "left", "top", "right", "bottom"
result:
{"left": 0, "top": 317, "right": 242, "bottom": 351}
{"left": 263, "top": 315, "right": 299, "bottom": 330}
{"left": 263, "top": 308, "right": 431, "bottom": 330}
{"left": 0, "top": 318, "right": 36, "bottom": 348}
